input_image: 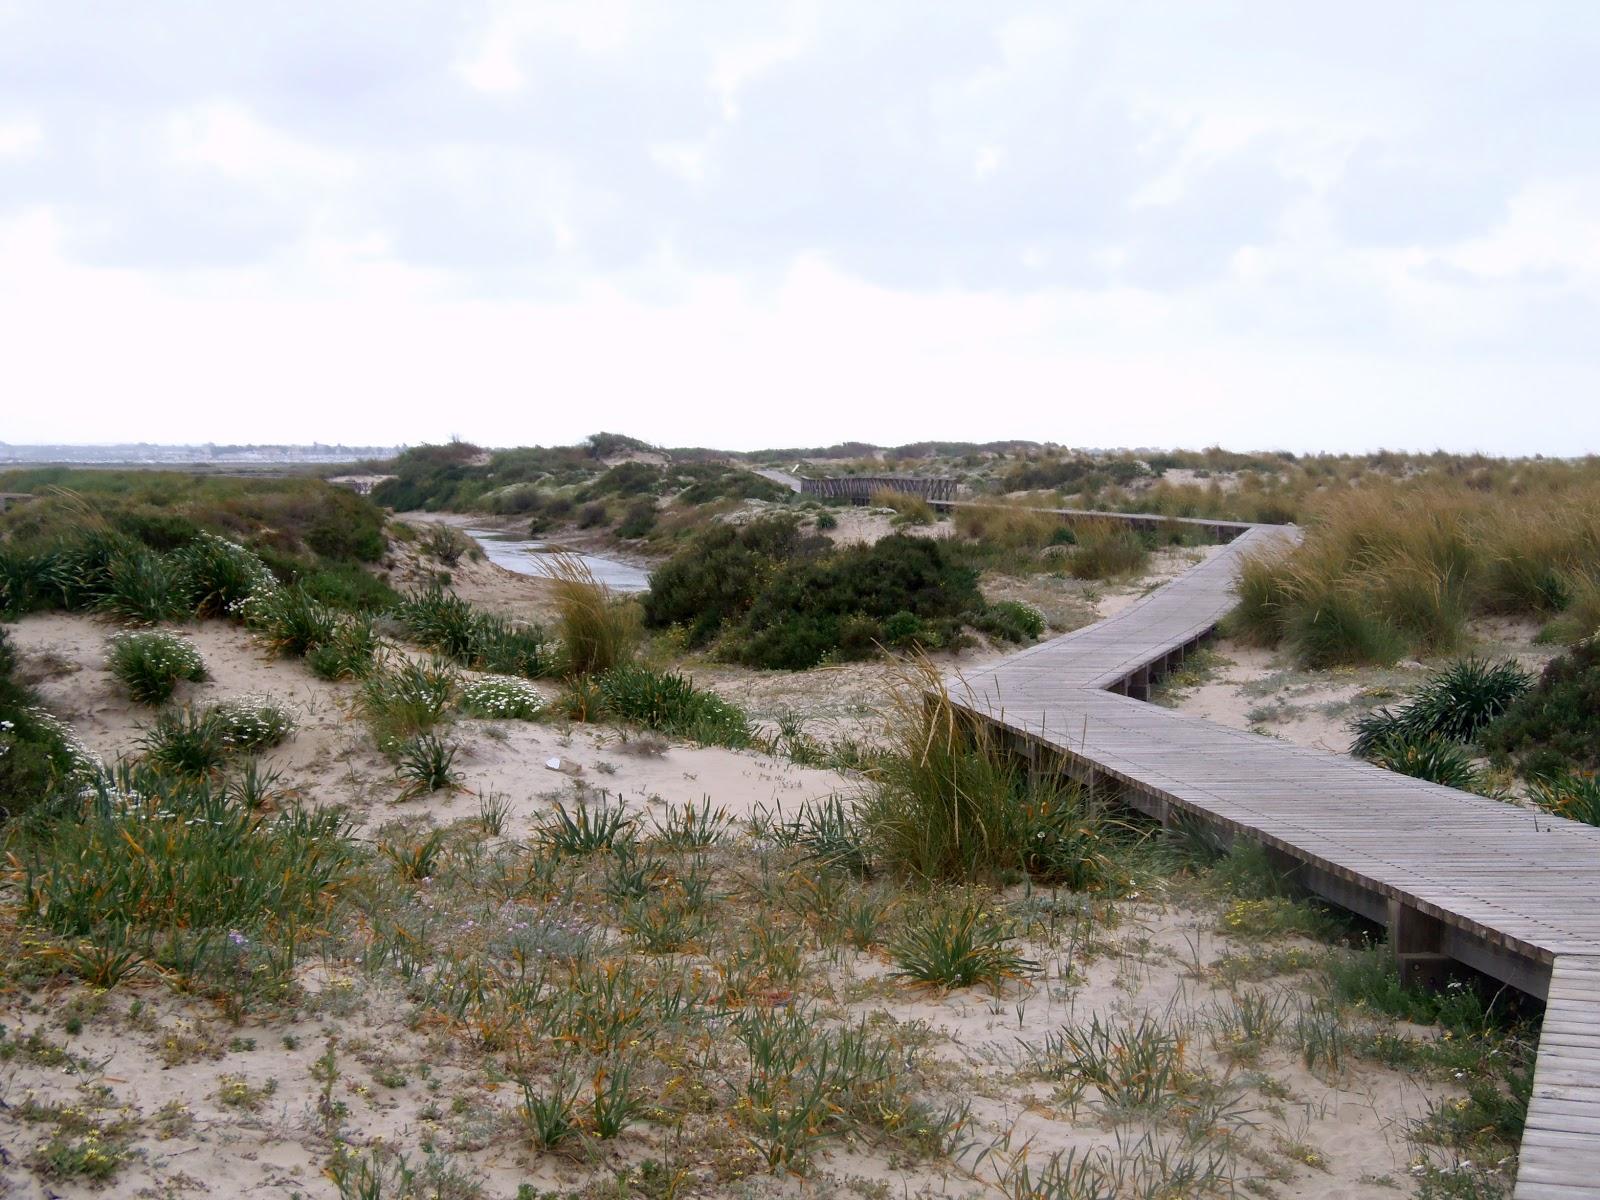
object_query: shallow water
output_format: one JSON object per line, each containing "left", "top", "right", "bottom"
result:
{"left": 464, "top": 528, "right": 652, "bottom": 593}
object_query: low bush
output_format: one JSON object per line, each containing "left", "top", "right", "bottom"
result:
{"left": 138, "top": 706, "right": 230, "bottom": 777}
{"left": 242, "top": 585, "right": 338, "bottom": 658}
{"left": 872, "top": 489, "right": 934, "bottom": 526}
{"left": 1484, "top": 638, "right": 1600, "bottom": 774}
{"left": 171, "top": 534, "right": 275, "bottom": 618}
{"left": 728, "top": 535, "right": 985, "bottom": 670}
{"left": 208, "top": 696, "right": 297, "bottom": 753}
{"left": 952, "top": 503, "right": 1064, "bottom": 549}
{"left": 304, "top": 617, "right": 379, "bottom": 680}
{"left": 642, "top": 516, "right": 824, "bottom": 647}
{"left": 969, "top": 600, "right": 1046, "bottom": 643}
{"left": 95, "top": 546, "right": 189, "bottom": 624}
{"left": 459, "top": 675, "right": 545, "bottom": 720}
{"left": 107, "top": 631, "right": 208, "bottom": 705}
{"left": 391, "top": 588, "right": 553, "bottom": 678}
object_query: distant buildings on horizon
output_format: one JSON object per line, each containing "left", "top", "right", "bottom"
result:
{"left": 0, "top": 443, "right": 401, "bottom": 465}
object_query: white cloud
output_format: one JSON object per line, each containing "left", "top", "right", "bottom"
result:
{"left": 0, "top": 115, "right": 40, "bottom": 157}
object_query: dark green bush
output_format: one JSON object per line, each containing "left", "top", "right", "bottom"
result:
{"left": 728, "top": 535, "right": 983, "bottom": 670}
{"left": 1350, "top": 657, "right": 1532, "bottom": 756}
{"left": 616, "top": 498, "right": 658, "bottom": 539}
{"left": 1484, "top": 639, "right": 1600, "bottom": 773}
{"left": 642, "top": 517, "right": 824, "bottom": 646}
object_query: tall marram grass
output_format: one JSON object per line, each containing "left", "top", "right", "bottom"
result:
{"left": 1228, "top": 482, "right": 1600, "bottom": 667}
{"left": 857, "top": 658, "right": 1119, "bottom": 888}
{"left": 548, "top": 555, "right": 638, "bottom": 677}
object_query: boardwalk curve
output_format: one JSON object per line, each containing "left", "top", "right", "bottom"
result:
{"left": 947, "top": 521, "right": 1600, "bottom": 1195}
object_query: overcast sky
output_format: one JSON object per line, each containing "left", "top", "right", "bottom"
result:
{"left": 2, "top": 3, "right": 1597, "bottom": 454}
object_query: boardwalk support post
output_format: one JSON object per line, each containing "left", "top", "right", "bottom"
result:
{"left": 1389, "top": 900, "right": 1451, "bottom": 989}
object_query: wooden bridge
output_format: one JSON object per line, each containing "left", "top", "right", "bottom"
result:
{"left": 799, "top": 475, "right": 957, "bottom": 503}
{"left": 949, "top": 520, "right": 1600, "bottom": 1195}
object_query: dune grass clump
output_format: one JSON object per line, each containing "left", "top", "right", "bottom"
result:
{"left": 94, "top": 545, "right": 190, "bottom": 624}
{"left": 889, "top": 897, "right": 1037, "bottom": 988}
{"left": 1067, "top": 519, "right": 1150, "bottom": 580}
{"left": 21, "top": 763, "right": 355, "bottom": 989}
{"left": 1228, "top": 481, "right": 1600, "bottom": 666}
{"left": 393, "top": 588, "right": 554, "bottom": 678}
{"left": 171, "top": 533, "right": 276, "bottom": 618}
{"left": 304, "top": 616, "right": 380, "bottom": 680}
{"left": 857, "top": 659, "right": 1119, "bottom": 887}
{"left": 358, "top": 660, "right": 460, "bottom": 752}
{"left": 952, "top": 502, "right": 1066, "bottom": 550}
{"left": 242, "top": 584, "right": 338, "bottom": 657}
{"left": 138, "top": 706, "right": 231, "bottom": 777}
{"left": 1527, "top": 770, "right": 1600, "bottom": 826}
{"left": 871, "top": 488, "right": 935, "bottom": 526}
{"left": 106, "top": 630, "right": 208, "bottom": 705}
{"left": 597, "top": 665, "right": 751, "bottom": 747}
{"left": 548, "top": 558, "right": 638, "bottom": 677}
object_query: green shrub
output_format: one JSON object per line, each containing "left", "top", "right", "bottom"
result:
{"left": 814, "top": 511, "right": 838, "bottom": 531}
{"left": 597, "top": 665, "right": 751, "bottom": 747}
{"left": 299, "top": 563, "right": 398, "bottom": 613}
{"left": 616, "top": 498, "right": 658, "bottom": 539}
{"left": 459, "top": 675, "right": 545, "bottom": 720}
{"left": 642, "top": 516, "right": 823, "bottom": 647}
{"left": 728, "top": 535, "right": 983, "bottom": 670}
{"left": 1484, "top": 639, "right": 1600, "bottom": 773}
{"left": 107, "top": 631, "right": 208, "bottom": 704}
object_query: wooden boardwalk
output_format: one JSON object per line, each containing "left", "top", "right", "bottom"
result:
{"left": 948, "top": 524, "right": 1600, "bottom": 1195}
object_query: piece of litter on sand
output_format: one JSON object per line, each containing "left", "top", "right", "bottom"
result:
{"left": 545, "top": 757, "right": 583, "bottom": 776}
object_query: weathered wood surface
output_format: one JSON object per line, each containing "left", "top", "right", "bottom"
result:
{"left": 798, "top": 475, "right": 957, "bottom": 503}
{"left": 944, "top": 519, "right": 1600, "bottom": 1195}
